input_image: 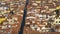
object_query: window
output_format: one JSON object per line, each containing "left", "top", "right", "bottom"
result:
{"left": 56, "top": 21, "right": 58, "bottom": 23}
{"left": 59, "top": 21, "right": 60, "bottom": 23}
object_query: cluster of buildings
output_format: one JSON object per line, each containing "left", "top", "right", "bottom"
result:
{"left": 0, "top": 0, "right": 60, "bottom": 34}
{"left": 24, "top": 0, "right": 60, "bottom": 34}
{"left": 0, "top": 0, "right": 26, "bottom": 34}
